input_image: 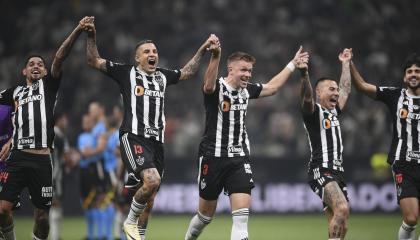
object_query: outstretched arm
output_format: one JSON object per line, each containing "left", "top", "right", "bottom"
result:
{"left": 179, "top": 34, "right": 219, "bottom": 81}
{"left": 350, "top": 59, "right": 377, "bottom": 99}
{"left": 259, "top": 46, "right": 309, "bottom": 98}
{"left": 299, "top": 60, "right": 315, "bottom": 115}
{"left": 337, "top": 48, "right": 352, "bottom": 110}
{"left": 51, "top": 17, "right": 87, "bottom": 78}
{"left": 82, "top": 17, "right": 107, "bottom": 72}
{"left": 203, "top": 37, "right": 221, "bottom": 94}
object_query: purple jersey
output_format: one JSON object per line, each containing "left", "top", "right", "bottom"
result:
{"left": 0, "top": 104, "right": 13, "bottom": 148}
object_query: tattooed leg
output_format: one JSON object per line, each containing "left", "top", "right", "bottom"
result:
{"left": 323, "top": 181, "right": 350, "bottom": 239}
{"left": 134, "top": 168, "right": 161, "bottom": 204}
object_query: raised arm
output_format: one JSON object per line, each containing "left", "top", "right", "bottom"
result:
{"left": 82, "top": 17, "right": 107, "bottom": 72}
{"left": 51, "top": 17, "right": 87, "bottom": 78}
{"left": 299, "top": 59, "right": 315, "bottom": 115}
{"left": 259, "top": 46, "right": 309, "bottom": 98}
{"left": 179, "top": 34, "right": 219, "bottom": 81}
{"left": 203, "top": 39, "right": 221, "bottom": 94}
{"left": 337, "top": 48, "right": 352, "bottom": 110}
{"left": 350, "top": 59, "right": 377, "bottom": 99}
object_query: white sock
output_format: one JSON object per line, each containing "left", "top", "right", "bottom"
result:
{"left": 49, "top": 207, "right": 62, "bottom": 240}
{"left": 140, "top": 228, "right": 146, "bottom": 240}
{"left": 185, "top": 211, "right": 212, "bottom": 240}
{"left": 231, "top": 208, "right": 249, "bottom": 240}
{"left": 32, "top": 233, "right": 46, "bottom": 240}
{"left": 399, "top": 221, "right": 416, "bottom": 240}
{"left": 124, "top": 198, "right": 146, "bottom": 225}
{"left": 328, "top": 238, "right": 340, "bottom": 240}
{"left": 2, "top": 224, "right": 16, "bottom": 240}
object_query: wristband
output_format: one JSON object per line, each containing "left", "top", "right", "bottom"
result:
{"left": 286, "top": 61, "right": 295, "bottom": 72}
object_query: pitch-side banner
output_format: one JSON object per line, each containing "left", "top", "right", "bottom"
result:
{"left": 153, "top": 182, "right": 397, "bottom": 213}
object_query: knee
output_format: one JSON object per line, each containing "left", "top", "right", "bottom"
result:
{"left": 35, "top": 209, "right": 50, "bottom": 226}
{"left": 143, "top": 175, "right": 161, "bottom": 192}
{"left": 404, "top": 214, "right": 418, "bottom": 226}
{"left": 335, "top": 202, "right": 350, "bottom": 219}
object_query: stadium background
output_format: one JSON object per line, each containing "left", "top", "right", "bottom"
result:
{"left": 1, "top": 0, "right": 420, "bottom": 239}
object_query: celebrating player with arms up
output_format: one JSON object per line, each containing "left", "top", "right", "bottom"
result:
{"left": 300, "top": 48, "right": 352, "bottom": 240}
{"left": 82, "top": 17, "right": 219, "bottom": 239}
{"left": 351, "top": 53, "right": 420, "bottom": 240}
{"left": 0, "top": 17, "right": 87, "bottom": 240}
{"left": 184, "top": 43, "right": 308, "bottom": 240}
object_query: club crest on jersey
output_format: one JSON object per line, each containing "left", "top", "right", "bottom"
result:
{"left": 228, "top": 145, "right": 243, "bottom": 154}
{"left": 200, "top": 178, "right": 206, "bottom": 190}
{"left": 322, "top": 117, "right": 339, "bottom": 129}
{"left": 333, "top": 158, "right": 343, "bottom": 166}
{"left": 144, "top": 127, "right": 159, "bottom": 137}
{"left": 154, "top": 75, "right": 164, "bottom": 86}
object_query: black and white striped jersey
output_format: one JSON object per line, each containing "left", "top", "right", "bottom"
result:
{"left": 0, "top": 73, "right": 61, "bottom": 150}
{"left": 376, "top": 87, "right": 420, "bottom": 164}
{"left": 105, "top": 61, "right": 180, "bottom": 143}
{"left": 303, "top": 103, "right": 344, "bottom": 172}
{"left": 199, "top": 77, "right": 262, "bottom": 158}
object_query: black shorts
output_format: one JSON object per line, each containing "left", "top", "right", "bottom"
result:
{"left": 119, "top": 132, "right": 164, "bottom": 187}
{"left": 0, "top": 150, "right": 52, "bottom": 210}
{"left": 308, "top": 167, "right": 349, "bottom": 210}
{"left": 392, "top": 161, "right": 420, "bottom": 204}
{"left": 198, "top": 155, "right": 254, "bottom": 201}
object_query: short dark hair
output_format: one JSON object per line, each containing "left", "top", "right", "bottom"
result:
{"left": 135, "top": 39, "right": 154, "bottom": 52}
{"left": 315, "top": 77, "right": 337, "bottom": 88}
{"left": 403, "top": 53, "right": 420, "bottom": 72}
{"left": 24, "top": 54, "right": 46, "bottom": 68}
{"left": 227, "top": 52, "right": 256, "bottom": 66}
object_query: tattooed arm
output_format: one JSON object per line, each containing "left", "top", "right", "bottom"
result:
{"left": 299, "top": 60, "right": 315, "bottom": 115}
{"left": 179, "top": 34, "right": 219, "bottom": 81}
{"left": 51, "top": 17, "right": 86, "bottom": 78}
{"left": 338, "top": 48, "right": 352, "bottom": 110}
{"left": 82, "top": 17, "right": 107, "bottom": 72}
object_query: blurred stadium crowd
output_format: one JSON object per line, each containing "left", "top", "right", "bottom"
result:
{"left": 1, "top": 0, "right": 420, "bottom": 164}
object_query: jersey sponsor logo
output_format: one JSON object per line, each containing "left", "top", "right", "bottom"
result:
{"left": 322, "top": 118, "right": 339, "bottom": 129}
{"left": 230, "top": 103, "right": 247, "bottom": 111}
{"left": 41, "top": 186, "right": 53, "bottom": 197}
{"left": 220, "top": 101, "right": 231, "bottom": 112}
{"left": 18, "top": 136, "right": 35, "bottom": 145}
{"left": 18, "top": 94, "right": 43, "bottom": 106}
{"left": 407, "top": 151, "right": 420, "bottom": 159}
{"left": 134, "top": 86, "right": 164, "bottom": 98}
{"left": 228, "top": 145, "right": 243, "bottom": 154}
{"left": 399, "top": 108, "right": 420, "bottom": 120}
{"left": 144, "top": 127, "right": 159, "bottom": 137}
{"left": 244, "top": 163, "right": 252, "bottom": 174}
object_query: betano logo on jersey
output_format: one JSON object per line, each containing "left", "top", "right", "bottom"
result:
{"left": 134, "top": 86, "right": 164, "bottom": 98}
{"left": 17, "top": 94, "right": 43, "bottom": 106}
{"left": 399, "top": 108, "right": 420, "bottom": 120}
{"left": 220, "top": 101, "right": 247, "bottom": 112}
{"left": 322, "top": 117, "right": 339, "bottom": 129}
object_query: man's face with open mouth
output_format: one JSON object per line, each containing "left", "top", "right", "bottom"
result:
{"left": 136, "top": 42, "right": 159, "bottom": 74}
{"left": 316, "top": 79, "right": 339, "bottom": 110}
{"left": 23, "top": 57, "right": 47, "bottom": 83}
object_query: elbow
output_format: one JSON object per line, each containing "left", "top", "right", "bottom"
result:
{"left": 203, "top": 84, "right": 215, "bottom": 94}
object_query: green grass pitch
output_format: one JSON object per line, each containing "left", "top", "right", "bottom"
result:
{"left": 15, "top": 214, "right": 402, "bottom": 239}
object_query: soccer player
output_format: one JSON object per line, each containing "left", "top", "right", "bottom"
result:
{"left": 0, "top": 17, "right": 88, "bottom": 240}
{"left": 351, "top": 53, "right": 420, "bottom": 240}
{"left": 300, "top": 48, "right": 352, "bottom": 240}
{"left": 50, "top": 113, "right": 70, "bottom": 240}
{"left": 82, "top": 17, "right": 219, "bottom": 239}
{"left": 184, "top": 42, "right": 309, "bottom": 240}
